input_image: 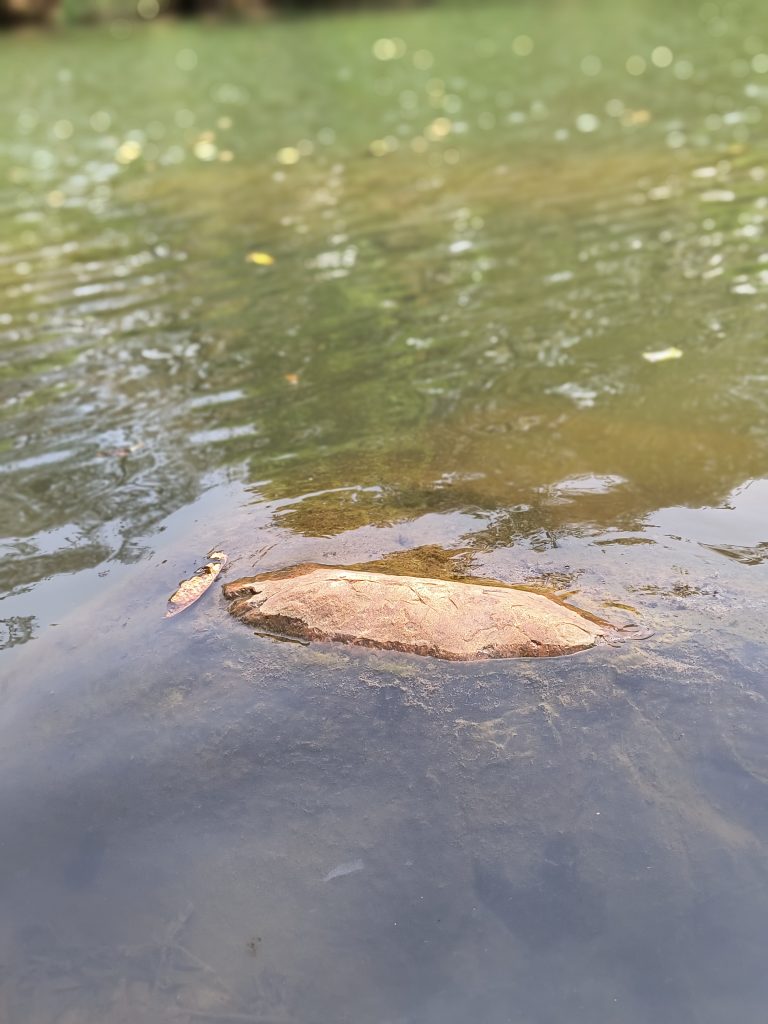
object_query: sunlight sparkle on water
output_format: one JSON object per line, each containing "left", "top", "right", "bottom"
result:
{"left": 277, "top": 146, "right": 300, "bottom": 165}
{"left": 651, "top": 45, "right": 674, "bottom": 68}
{"left": 512, "top": 35, "right": 534, "bottom": 57}
{"left": 626, "top": 55, "right": 647, "bottom": 75}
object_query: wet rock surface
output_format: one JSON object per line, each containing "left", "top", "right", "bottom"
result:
{"left": 223, "top": 565, "right": 609, "bottom": 660}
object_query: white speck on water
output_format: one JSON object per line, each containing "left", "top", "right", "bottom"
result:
{"left": 175, "top": 48, "right": 198, "bottom": 71}
{"left": 188, "top": 389, "right": 245, "bottom": 409}
{"left": 580, "top": 55, "right": 602, "bottom": 76}
{"left": 555, "top": 474, "right": 627, "bottom": 494}
{"left": 666, "top": 130, "right": 687, "bottom": 149}
{"left": 626, "top": 55, "right": 647, "bottom": 76}
{"left": 692, "top": 166, "right": 719, "bottom": 178}
{"left": 575, "top": 113, "right": 600, "bottom": 133}
{"left": 323, "top": 859, "right": 364, "bottom": 882}
{"left": 700, "top": 190, "right": 736, "bottom": 202}
{"left": 0, "top": 449, "right": 74, "bottom": 474}
{"left": 308, "top": 246, "right": 357, "bottom": 277}
{"left": 731, "top": 281, "right": 757, "bottom": 295}
{"left": 673, "top": 59, "right": 694, "bottom": 79}
{"left": 605, "top": 98, "right": 625, "bottom": 117}
{"left": 53, "top": 119, "right": 74, "bottom": 140}
{"left": 651, "top": 46, "right": 674, "bottom": 68}
{"left": 512, "top": 34, "right": 534, "bottom": 57}
{"left": 549, "top": 382, "right": 599, "bottom": 408}
{"left": 449, "top": 239, "right": 473, "bottom": 254}
{"left": 189, "top": 424, "right": 256, "bottom": 445}
{"left": 373, "top": 37, "right": 401, "bottom": 61}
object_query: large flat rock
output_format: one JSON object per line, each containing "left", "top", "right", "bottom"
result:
{"left": 223, "top": 566, "right": 609, "bottom": 660}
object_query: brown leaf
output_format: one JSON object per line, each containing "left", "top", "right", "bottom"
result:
{"left": 166, "top": 550, "right": 228, "bottom": 618}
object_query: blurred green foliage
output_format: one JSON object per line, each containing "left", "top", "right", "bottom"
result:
{"left": 2, "top": 0, "right": 429, "bottom": 28}
{"left": 60, "top": 0, "right": 135, "bottom": 23}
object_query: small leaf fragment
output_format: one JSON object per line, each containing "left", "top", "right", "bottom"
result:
{"left": 166, "top": 550, "right": 228, "bottom": 618}
{"left": 642, "top": 347, "right": 683, "bottom": 363}
{"left": 246, "top": 251, "right": 275, "bottom": 266}
{"left": 283, "top": 372, "right": 300, "bottom": 386}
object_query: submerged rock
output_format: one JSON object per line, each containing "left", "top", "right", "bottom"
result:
{"left": 223, "top": 565, "right": 610, "bottom": 660}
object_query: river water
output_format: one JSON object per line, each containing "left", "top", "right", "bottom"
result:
{"left": 1, "top": 1, "right": 768, "bottom": 1021}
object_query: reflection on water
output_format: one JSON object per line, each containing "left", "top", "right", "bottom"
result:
{"left": 1, "top": 0, "right": 768, "bottom": 1020}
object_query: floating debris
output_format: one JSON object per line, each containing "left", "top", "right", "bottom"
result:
{"left": 642, "top": 347, "right": 683, "bottom": 363}
{"left": 166, "top": 550, "right": 227, "bottom": 618}
{"left": 323, "top": 859, "right": 365, "bottom": 882}
{"left": 283, "top": 373, "right": 300, "bottom": 386}
{"left": 246, "top": 251, "right": 275, "bottom": 266}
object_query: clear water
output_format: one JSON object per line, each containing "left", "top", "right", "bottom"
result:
{"left": 1, "top": 1, "right": 768, "bottom": 1021}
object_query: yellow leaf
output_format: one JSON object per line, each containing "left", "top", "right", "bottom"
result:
{"left": 166, "top": 550, "right": 227, "bottom": 618}
{"left": 246, "top": 251, "right": 275, "bottom": 266}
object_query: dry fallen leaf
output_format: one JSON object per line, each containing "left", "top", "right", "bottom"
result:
{"left": 166, "top": 550, "right": 228, "bottom": 618}
{"left": 246, "top": 251, "right": 275, "bottom": 266}
{"left": 283, "top": 373, "right": 300, "bottom": 386}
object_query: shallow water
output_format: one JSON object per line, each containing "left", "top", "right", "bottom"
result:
{"left": 1, "top": 1, "right": 768, "bottom": 1021}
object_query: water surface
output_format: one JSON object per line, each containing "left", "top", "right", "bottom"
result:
{"left": 1, "top": 1, "right": 768, "bottom": 1021}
